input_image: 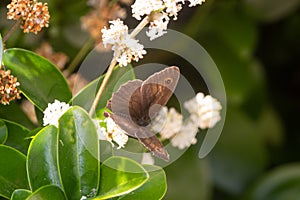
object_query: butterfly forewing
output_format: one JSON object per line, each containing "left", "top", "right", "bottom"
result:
{"left": 141, "top": 66, "right": 180, "bottom": 118}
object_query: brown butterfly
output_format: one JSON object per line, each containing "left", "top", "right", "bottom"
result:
{"left": 107, "top": 66, "right": 180, "bottom": 161}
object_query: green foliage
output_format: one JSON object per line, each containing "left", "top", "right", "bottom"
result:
{"left": 0, "top": 145, "right": 28, "bottom": 199}
{"left": 0, "top": 48, "right": 165, "bottom": 198}
{"left": 96, "top": 157, "right": 149, "bottom": 199}
{"left": 0, "top": 106, "right": 167, "bottom": 199}
{"left": 3, "top": 48, "right": 72, "bottom": 111}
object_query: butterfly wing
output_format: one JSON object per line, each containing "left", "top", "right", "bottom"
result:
{"left": 110, "top": 80, "right": 143, "bottom": 137}
{"left": 141, "top": 66, "right": 180, "bottom": 119}
{"left": 109, "top": 67, "right": 180, "bottom": 161}
{"left": 136, "top": 127, "right": 169, "bottom": 161}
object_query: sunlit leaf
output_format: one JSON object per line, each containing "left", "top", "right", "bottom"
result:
{"left": 11, "top": 189, "right": 32, "bottom": 200}
{"left": 94, "top": 156, "right": 149, "bottom": 199}
{"left": 26, "top": 185, "right": 66, "bottom": 200}
{"left": 3, "top": 48, "right": 72, "bottom": 111}
{"left": 118, "top": 165, "right": 166, "bottom": 200}
{"left": 27, "top": 126, "right": 61, "bottom": 191}
{"left": 58, "top": 106, "right": 99, "bottom": 200}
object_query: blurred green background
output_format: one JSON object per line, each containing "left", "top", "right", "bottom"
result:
{"left": 1, "top": 0, "right": 300, "bottom": 199}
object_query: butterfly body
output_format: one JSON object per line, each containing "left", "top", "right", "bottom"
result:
{"left": 108, "top": 66, "right": 180, "bottom": 161}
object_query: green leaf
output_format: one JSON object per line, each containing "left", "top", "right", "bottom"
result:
{"left": 0, "top": 120, "right": 7, "bottom": 144}
{"left": 94, "top": 156, "right": 149, "bottom": 199}
{"left": 0, "top": 145, "right": 28, "bottom": 199}
{"left": 71, "top": 65, "right": 135, "bottom": 117}
{"left": 3, "top": 120, "right": 31, "bottom": 154}
{"left": 0, "top": 102, "right": 35, "bottom": 129}
{"left": 244, "top": 164, "right": 300, "bottom": 200}
{"left": 11, "top": 189, "right": 32, "bottom": 200}
{"left": 26, "top": 185, "right": 66, "bottom": 200}
{"left": 27, "top": 126, "right": 61, "bottom": 191}
{"left": 58, "top": 106, "right": 99, "bottom": 200}
{"left": 3, "top": 48, "right": 72, "bottom": 111}
{"left": 118, "top": 165, "right": 166, "bottom": 200}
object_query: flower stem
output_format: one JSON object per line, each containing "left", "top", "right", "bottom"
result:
{"left": 88, "top": 56, "right": 118, "bottom": 117}
{"left": 88, "top": 16, "right": 150, "bottom": 117}
{"left": 65, "top": 37, "right": 94, "bottom": 77}
{"left": 3, "top": 20, "right": 21, "bottom": 43}
{"left": 130, "top": 16, "right": 150, "bottom": 38}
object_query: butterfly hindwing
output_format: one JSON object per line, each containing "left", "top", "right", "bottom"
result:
{"left": 136, "top": 127, "right": 169, "bottom": 161}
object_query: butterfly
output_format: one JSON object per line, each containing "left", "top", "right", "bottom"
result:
{"left": 107, "top": 66, "right": 180, "bottom": 161}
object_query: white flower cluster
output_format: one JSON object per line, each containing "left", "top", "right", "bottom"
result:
{"left": 152, "top": 106, "right": 197, "bottom": 149}
{"left": 132, "top": 0, "right": 206, "bottom": 40}
{"left": 43, "top": 100, "right": 70, "bottom": 127}
{"left": 151, "top": 92, "right": 221, "bottom": 150}
{"left": 184, "top": 92, "right": 222, "bottom": 129}
{"left": 101, "top": 19, "right": 146, "bottom": 67}
{"left": 93, "top": 117, "right": 129, "bottom": 149}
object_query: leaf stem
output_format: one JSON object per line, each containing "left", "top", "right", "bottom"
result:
{"left": 88, "top": 16, "right": 150, "bottom": 117}
{"left": 3, "top": 20, "right": 21, "bottom": 43}
{"left": 65, "top": 37, "right": 94, "bottom": 77}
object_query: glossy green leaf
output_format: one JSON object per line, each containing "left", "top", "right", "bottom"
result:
{"left": 245, "top": 164, "right": 300, "bottom": 200}
{"left": 71, "top": 65, "right": 135, "bottom": 117}
{"left": 3, "top": 48, "right": 72, "bottom": 111}
{"left": 0, "top": 102, "right": 35, "bottom": 129}
{"left": 94, "top": 156, "right": 149, "bottom": 199}
{"left": 0, "top": 145, "right": 28, "bottom": 199}
{"left": 0, "top": 120, "right": 7, "bottom": 144}
{"left": 26, "top": 185, "right": 66, "bottom": 200}
{"left": 118, "top": 165, "right": 167, "bottom": 200}
{"left": 4, "top": 120, "right": 31, "bottom": 154}
{"left": 11, "top": 189, "right": 32, "bottom": 200}
{"left": 58, "top": 106, "right": 99, "bottom": 200}
{"left": 27, "top": 126, "right": 61, "bottom": 191}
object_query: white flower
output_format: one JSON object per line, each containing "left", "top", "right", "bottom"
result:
{"left": 80, "top": 196, "right": 87, "bottom": 200}
{"left": 163, "top": 0, "right": 183, "bottom": 20}
{"left": 184, "top": 93, "right": 222, "bottom": 129}
{"left": 131, "top": 0, "right": 164, "bottom": 20}
{"left": 131, "top": 0, "right": 206, "bottom": 40}
{"left": 141, "top": 153, "right": 155, "bottom": 165}
{"left": 152, "top": 107, "right": 182, "bottom": 139}
{"left": 105, "top": 117, "right": 129, "bottom": 149}
{"left": 101, "top": 19, "right": 147, "bottom": 67}
{"left": 146, "top": 13, "right": 169, "bottom": 40}
{"left": 188, "top": 0, "right": 205, "bottom": 7}
{"left": 93, "top": 117, "right": 128, "bottom": 149}
{"left": 170, "top": 119, "right": 198, "bottom": 149}
{"left": 43, "top": 100, "right": 70, "bottom": 127}
{"left": 93, "top": 119, "right": 112, "bottom": 142}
